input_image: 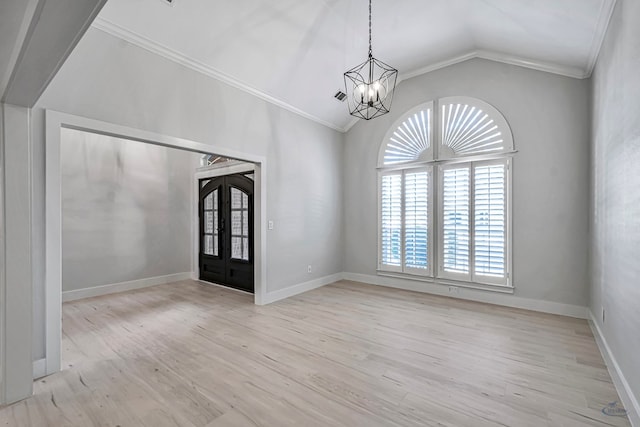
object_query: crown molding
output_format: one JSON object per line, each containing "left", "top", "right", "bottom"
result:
{"left": 91, "top": 17, "right": 346, "bottom": 132}
{"left": 402, "top": 50, "right": 588, "bottom": 81}
{"left": 584, "top": 0, "right": 617, "bottom": 78}
{"left": 343, "top": 117, "right": 360, "bottom": 133}
{"left": 475, "top": 49, "right": 588, "bottom": 79}
{"left": 399, "top": 52, "right": 479, "bottom": 82}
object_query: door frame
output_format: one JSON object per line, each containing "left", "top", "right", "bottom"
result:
{"left": 193, "top": 162, "right": 256, "bottom": 292}
{"left": 45, "top": 110, "right": 268, "bottom": 377}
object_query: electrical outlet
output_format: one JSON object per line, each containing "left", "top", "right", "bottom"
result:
{"left": 268, "top": 220, "right": 274, "bottom": 230}
{"left": 307, "top": 265, "right": 312, "bottom": 273}
{"left": 448, "top": 286, "right": 459, "bottom": 294}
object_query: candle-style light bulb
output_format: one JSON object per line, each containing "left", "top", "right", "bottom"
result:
{"left": 374, "top": 81, "right": 380, "bottom": 102}
{"left": 357, "top": 84, "right": 365, "bottom": 104}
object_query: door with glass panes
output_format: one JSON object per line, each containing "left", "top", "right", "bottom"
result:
{"left": 199, "top": 173, "right": 254, "bottom": 293}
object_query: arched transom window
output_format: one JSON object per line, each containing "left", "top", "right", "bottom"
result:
{"left": 378, "top": 96, "right": 514, "bottom": 289}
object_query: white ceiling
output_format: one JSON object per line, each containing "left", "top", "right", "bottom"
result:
{"left": 94, "top": 0, "right": 615, "bottom": 131}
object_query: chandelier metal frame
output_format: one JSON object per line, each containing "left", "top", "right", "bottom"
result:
{"left": 344, "top": 0, "right": 398, "bottom": 120}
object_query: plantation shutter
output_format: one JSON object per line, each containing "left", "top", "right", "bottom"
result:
{"left": 381, "top": 103, "right": 433, "bottom": 166}
{"left": 404, "top": 169, "right": 430, "bottom": 274}
{"left": 438, "top": 97, "right": 514, "bottom": 159}
{"left": 380, "top": 172, "right": 402, "bottom": 270}
{"left": 379, "top": 98, "right": 512, "bottom": 288}
{"left": 473, "top": 161, "right": 507, "bottom": 284}
{"left": 441, "top": 166, "right": 471, "bottom": 278}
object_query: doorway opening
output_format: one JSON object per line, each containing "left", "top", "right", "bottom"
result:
{"left": 44, "top": 110, "right": 268, "bottom": 378}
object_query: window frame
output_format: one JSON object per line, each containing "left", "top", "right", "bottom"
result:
{"left": 377, "top": 97, "right": 514, "bottom": 291}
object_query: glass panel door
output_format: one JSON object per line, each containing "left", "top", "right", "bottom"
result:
{"left": 199, "top": 173, "right": 254, "bottom": 293}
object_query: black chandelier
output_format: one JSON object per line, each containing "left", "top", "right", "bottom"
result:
{"left": 344, "top": 0, "right": 398, "bottom": 120}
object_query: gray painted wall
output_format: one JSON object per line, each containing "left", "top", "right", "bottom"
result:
{"left": 31, "top": 27, "right": 344, "bottom": 359}
{"left": 590, "top": 0, "right": 640, "bottom": 416}
{"left": 343, "top": 58, "right": 591, "bottom": 307}
{"left": 1, "top": 103, "right": 33, "bottom": 402}
{"left": 61, "top": 129, "right": 197, "bottom": 291}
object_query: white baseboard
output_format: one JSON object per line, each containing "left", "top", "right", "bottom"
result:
{"left": 589, "top": 312, "right": 640, "bottom": 427}
{"left": 62, "top": 272, "right": 193, "bottom": 302}
{"left": 61, "top": 271, "right": 588, "bottom": 317}
{"left": 33, "top": 358, "right": 46, "bottom": 380}
{"left": 263, "top": 273, "right": 344, "bottom": 304}
{"left": 342, "top": 272, "right": 589, "bottom": 319}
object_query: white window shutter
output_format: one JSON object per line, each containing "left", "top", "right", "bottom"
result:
{"left": 438, "top": 96, "right": 514, "bottom": 160}
{"left": 473, "top": 162, "right": 507, "bottom": 284}
{"left": 380, "top": 173, "right": 402, "bottom": 269}
{"left": 441, "top": 166, "right": 471, "bottom": 278}
{"left": 404, "top": 169, "right": 430, "bottom": 275}
{"left": 379, "top": 103, "right": 434, "bottom": 167}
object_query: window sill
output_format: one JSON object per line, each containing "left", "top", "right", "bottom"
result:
{"left": 376, "top": 270, "right": 514, "bottom": 294}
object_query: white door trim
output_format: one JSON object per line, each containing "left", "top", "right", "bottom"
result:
{"left": 45, "top": 110, "right": 268, "bottom": 376}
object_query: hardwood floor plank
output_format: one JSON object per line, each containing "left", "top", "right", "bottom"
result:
{"left": 0, "top": 280, "right": 631, "bottom": 426}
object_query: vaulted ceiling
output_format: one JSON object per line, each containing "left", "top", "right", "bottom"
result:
{"left": 95, "top": 0, "right": 615, "bottom": 131}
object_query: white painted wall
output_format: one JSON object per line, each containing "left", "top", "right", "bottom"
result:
{"left": 31, "top": 28, "right": 344, "bottom": 360}
{"left": 60, "top": 128, "right": 197, "bottom": 292}
{"left": 343, "top": 58, "right": 591, "bottom": 308}
{"left": 590, "top": 0, "right": 640, "bottom": 421}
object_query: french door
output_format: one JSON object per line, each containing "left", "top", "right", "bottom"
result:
{"left": 199, "top": 173, "right": 254, "bottom": 293}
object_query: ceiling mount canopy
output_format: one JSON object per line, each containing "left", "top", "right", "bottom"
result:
{"left": 344, "top": 0, "right": 398, "bottom": 121}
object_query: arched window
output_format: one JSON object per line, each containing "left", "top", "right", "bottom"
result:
{"left": 378, "top": 97, "right": 514, "bottom": 289}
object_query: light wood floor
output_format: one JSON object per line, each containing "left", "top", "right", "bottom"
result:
{"left": 0, "top": 280, "right": 630, "bottom": 427}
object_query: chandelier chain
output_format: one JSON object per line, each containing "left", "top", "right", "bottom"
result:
{"left": 368, "top": 0, "right": 372, "bottom": 58}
